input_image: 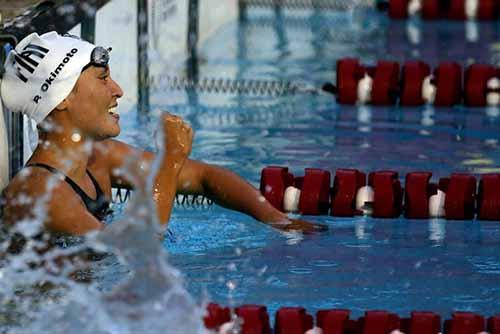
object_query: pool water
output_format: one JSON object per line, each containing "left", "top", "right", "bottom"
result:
{"left": 113, "top": 5, "right": 500, "bottom": 319}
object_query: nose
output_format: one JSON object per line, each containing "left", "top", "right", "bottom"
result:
{"left": 111, "top": 78, "right": 124, "bottom": 99}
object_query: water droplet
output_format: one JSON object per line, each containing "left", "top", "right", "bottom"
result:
{"left": 257, "top": 266, "right": 268, "bottom": 276}
{"left": 226, "top": 280, "right": 236, "bottom": 291}
{"left": 71, "top": 133, "right": 81, "bottom": 142}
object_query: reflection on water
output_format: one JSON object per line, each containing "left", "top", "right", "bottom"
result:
{"left": 428, "top": 219, "right": 445, "bottom": 243}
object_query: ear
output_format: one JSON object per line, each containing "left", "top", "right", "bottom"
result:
{"left": 54, "top": 98, "right": 69, "bottom": 111}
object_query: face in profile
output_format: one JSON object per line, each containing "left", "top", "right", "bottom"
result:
{"left": 63, "top": 65, "right": 123, "bottom": 140}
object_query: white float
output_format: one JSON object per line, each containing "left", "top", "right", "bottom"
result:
{"left": 429, "top": 189, "right": 446, "bottom": 218}
{"left": 305, "top": 327, "right": 324, "bottom": 334}
{"left": 407, "top": 0, "right": 422, "bottom": 16}
{"left": 487, "top": 77, "right": 500, "bottom": 107}
{"left": 422, "top": 75, "right": 437, "bottom": 105}
{"left": 283, "top": 186, "right": 301, "bottom": 213}
{"left": 465, "top": 0, "right": 479, "bottom": 20}
{"left": 357, "top": 73, "right": 373, "bottom": 105}
{"left": 356, "top": 185, "right": 375, "bottom": 215}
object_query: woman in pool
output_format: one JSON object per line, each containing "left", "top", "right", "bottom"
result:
{"left": 0, "top": 32, "right": 323, "bottom": 239}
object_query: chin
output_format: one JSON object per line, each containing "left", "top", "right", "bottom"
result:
{"left": 110, "top": 125, "right": 121, "bottom": 137}
{"left": 95, "top": 126, "right": 120, "bottom": 141}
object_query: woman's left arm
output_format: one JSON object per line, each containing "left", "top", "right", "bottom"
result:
{"left": 177, "top": 160, "right": 326, "bottom": 233}
{"left": 102, "top": 140, "right": 325, "bottom": 233}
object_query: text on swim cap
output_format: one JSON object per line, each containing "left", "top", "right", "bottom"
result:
{"left": 32, "top": 48, "right": 79, "bottom": 104}
{"left": 41, "top": 48, "right": 79, "bottom": 92}
{"left": 14, "top": 43, "right": 50, "bottom": 83}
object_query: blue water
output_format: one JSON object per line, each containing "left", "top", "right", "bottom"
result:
{"left": 114, "top": 6, "right": 500, "bottom": 319}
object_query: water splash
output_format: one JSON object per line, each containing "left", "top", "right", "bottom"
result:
{"left": 1, "top": 120, "right": 211, "bottom": 334}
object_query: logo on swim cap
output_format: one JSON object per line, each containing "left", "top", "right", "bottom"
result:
{"left": 13, "top": 43, "right": 50, "bottom": 83}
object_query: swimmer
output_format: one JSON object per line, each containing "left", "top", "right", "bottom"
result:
{"left": 0, "top": 32, "right": 326, "bottom": 241}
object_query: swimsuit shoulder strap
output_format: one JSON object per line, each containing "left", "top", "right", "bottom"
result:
{"left": 86, "top": 169, "right": 105, "bottom": 198}
{"left": 26, "top": 163, "right": 111, "bottom": 221}
{"left": 27, "top": 162, "right": 94, "bottom": 202}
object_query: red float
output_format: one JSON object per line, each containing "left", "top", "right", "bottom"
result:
{"left": 274, "top": 307, "right": 313, "bottom": 334}
{"left": 477, "top": 174, "right": 500, "bottom": 220}
{"left": 361, "top": 310, "right": 400, "bottom": 334}
{"left": 389, "top": 0, "right": 410, "bottom": 19}
{"left": 235, "top": 305, "right": 271, "bottom": 334}
{"left": 405, "top": 172, "right": 436, "bottom": 218}
{"left": 299, "top": 168, "right": 331, "bottom": 215}
{"left": 434, "top": 62, "right": 463, "bottom": 106}
{"left": 317, "top": 309, "right": 352, "bottom": 334}
{"left": 330, "top": 169, "right": 366, "bottom": 217}
{"left": 464, "top": 64, "right": 497, "bottom": 107}
{"left": 371, "top": 61, "right": 400, "bottom": 105}
{"left": 444, "top": 173, "right": 476, "bottom": 220}
{"left": 259, "top": 166, "right": 294, "bottom": 211}
{"left": 204, "top": 303, "right": 231, "bottom": 330}
{"left": 369, "top": 171, "right": 403, "bottom": 218}
{"left": 336, "top": 58, "right": 364, "bottom": 105}
{"left": 400, "top": 61, "right": 432, "bottom": 106}
{"left": 488, "top": 314, "right": 500, "bottom": 334}
{"left": 422, "top": 0, "right": 443, "bottom": 19}
{"left": 408, "top": 311, "right": 441, "bottom": 334}
{"left": 449, "top": 0, "right": 499, "bottom": 20}
{"left": 446, "top": 312, "right": 485, "bottom": 334}
{"left": 477, "top": 0, "right": 499, "bottom": 20}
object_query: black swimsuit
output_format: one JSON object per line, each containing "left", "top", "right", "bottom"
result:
{"left": 28, "top": 163, "right": 112, "bottom": 221}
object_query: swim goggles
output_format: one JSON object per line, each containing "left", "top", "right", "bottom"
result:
{"left": 63, "top": 34, "right": 111, "bottom": 71}
{"left": 81, "top": 46, "right": 112, "bottom": 72}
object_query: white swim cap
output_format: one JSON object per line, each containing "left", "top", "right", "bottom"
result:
{"left": 0, "top": 31, "right": 96, "bottom": 124}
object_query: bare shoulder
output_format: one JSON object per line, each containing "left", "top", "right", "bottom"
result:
{"left": 3, "top": 167, "right": 53, "bottom": 202}
{"left": 92, "top": 139, "right": 139, "bottom": 165}
{"left": 2, "top": 167, "right": 52, "bottom": 224}
{"left": 93, "top": 139, "right": 151, "bottom": 170}
{"left": 2, "top": 167, "right": 81, "bottom": 225}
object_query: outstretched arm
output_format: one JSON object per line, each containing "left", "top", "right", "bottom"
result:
{"left": 176, "top": 160, "right": 326, "bottom": 233}
{"left": 104, "top": 115, "right": 325, "bottom": 233}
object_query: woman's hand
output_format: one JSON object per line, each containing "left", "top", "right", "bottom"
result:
{"left": 269, "top": 218, "right": 328, "bottom": 234}
{"left": 161, "top": 113, "right": 194, "bottom": 165}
